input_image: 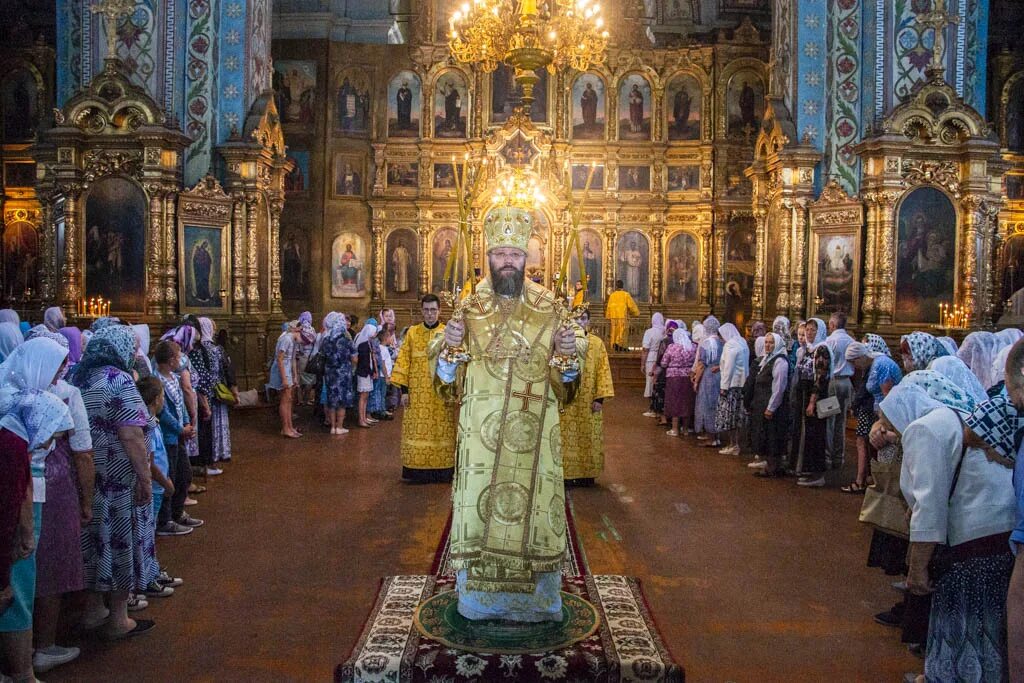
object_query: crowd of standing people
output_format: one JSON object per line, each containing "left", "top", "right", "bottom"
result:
{"left": 0, "top": 307, "right": 237, "bottom": 681}
{"left": 639, "top": 310, "right": 1024, "bottom": 682}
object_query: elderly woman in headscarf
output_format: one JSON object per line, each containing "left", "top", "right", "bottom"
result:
{"left": 715, "top": 323, "right": 750, "bottom": 456}
{"left": 42, "top": 307, "right": 66, "bottom": 333}
{"left": 660, "top": 326, "right": 697, "bottom": 437}
{"left": 320, "top": 314, "right": 356, "bottom": 435}
{"left": 842, "top": 340, "right": 903, "bottom": 493}
{"left": 294, "top": 311, "right": 318, "bottom": 406}
{"left": 353, "top": 319, "right": 380, "bottom": 428}
{"left": 131, "top": 324, "right": 152, "bottom": 379}
{"left": 58, "top": 326, "right": 83, "bottom": 367}
{"left": 160, "top": 325, "right": 200, "bottom": 483}
{"left": 936, "top": 336, "right": 959, "bottom": 357}
{"left": 789, "top": 318, "right": 827, "bottom": 474}
{"left": 995, "top": 327, "right": 1024, "bottom": 350}
{"left": 72, "top": 325, "right": 158, "bottom": 639}
{"left": 928, "top": 356, "right": 988, "bottom": 407}
{"left": 794, "top": 342, "right": 834, "bottom": 488}
{"left": 197, "top": 318, "right": 233, "bottom": 468}
{"left": 0, "top": 309, "right": 19, "bottom": 326}
{"left": 748, "top": 332, "right": 790, "bottom": 477}
{"left": 692, "top": 316, "right": 722, "bottom": 447}
{"left": 772, "top": 316, "right": 797, "bottom": 368}
{"left": 877, "top": 378, "right": 1016, "bottom": 683}
{"left": 957, "top": 331, "right": 998, "bottom": 390}
{"left": 269, "top": 320, "right": 302, "bottom": 438}
{"left": 186, "top": 318, "right": 222, "bottom": 473}
{"left": 367, "top": 320, "right": 391, "bottom": 422}
{"left": 0, "top": 322, "right": 23, "bottom": 362}
{"left": 647, "top": 320, "right": 679, "bottom": 427}
{"left": 641, "top": 313, "right": 667, "bottom": 410}
{"left": 900, "top": 331, "right": 949, "bottom": 373}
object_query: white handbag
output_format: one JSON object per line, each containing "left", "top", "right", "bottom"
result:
{"left": 815, "top": 395, "right": 841, "bottom": 419}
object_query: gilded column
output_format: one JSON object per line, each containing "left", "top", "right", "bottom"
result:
{"left": 861, "top": 195, "right": 878, "bottom": 325}
{"left": 61, "top": 186, "right": 83, "bottom": 304}
{"left": 790, "top": 199, "right": 808, "bottom": 320}
{"left": 146, "top": 184, "right": 165, "bottom": 316}
{"left": 714, "top": 212, "right": 729, "bottom": 307}
{"left": 650, "top": 226, "right": 664, "bottom": 305}
{"left": 700, "top": 226, "right": 713, "bottom": 307}
{"left": 418, "top": 226, "right": 431, "bottom": 295}
{"left": 39, "top": 202, "right": 54, "bottom": 303}
{"left": 751, "top": 207, "right": 768, "bottom": 321}
{"left": 230, "top": 194, "right": 246, "bottom": 314}
{"left": 268, "top": 199, "right": 283, "bottom": 314}
{"left": 163, "top": 190, "right": 178, "bottom": 313}
{"left": 776, "top": 201, "right": 793, "bottom": 313}
{"left": 371, "top": 221, "right": 385, "bottom": 300}
{"left": 959, "top": 196, "right": 984, "bottom": 326}
{"left": 245, "top": 194, "right": 261, "bottom": 311}
{"left": 874, "top": 193, "right": 898, "bottom": 326}
{"left": 603, "top": 226, "right": 616, "bottom": 298}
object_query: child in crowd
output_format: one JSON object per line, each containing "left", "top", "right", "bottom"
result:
{"left": 153, "top": 340, "right": 202, "bottom": 536}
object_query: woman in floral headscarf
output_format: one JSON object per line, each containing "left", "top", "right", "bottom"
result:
{"left": 74, "top": 324, "right": 158, "bottom": 640}
{"left": 321, "top": 314, "right": 355, "bottom": 435}
{"left": 295, "top": 311, "right": 317, "bottom": 405}
{"left": 693, "top": 315, "right": 722, "bottom": 447}
{"left": 900, "top": 331, "right": 948, "bottom": 373}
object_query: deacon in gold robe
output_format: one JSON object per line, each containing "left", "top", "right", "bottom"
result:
{"left": 561, "top": 308, "right": 614, "bottom": 487}
{"left": 604, "top": 279, "right": 639, "bottom": 351}
{"left": 390, "top": 294, "right": 457, "bottom": 482}
{"left": 432, "top": 206, "right": 585, "bottom": 622}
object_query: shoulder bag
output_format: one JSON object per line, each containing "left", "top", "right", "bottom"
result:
{"left": 815, "top": 395, "right": 841, "bottom": 419}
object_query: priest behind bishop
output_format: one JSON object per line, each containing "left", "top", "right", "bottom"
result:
{"left": 431, "top": 206, "right": 586, "bottom": 623}
{"left": 561, "top": 307, "right": 614, "bottom": 487}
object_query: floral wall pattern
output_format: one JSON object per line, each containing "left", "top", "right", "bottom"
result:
{"left": 825, "top": 0, "right": 861, "bottom": 194}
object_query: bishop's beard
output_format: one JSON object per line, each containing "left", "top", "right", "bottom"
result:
{"left": 490, "top": 263, "right": 525, "bottom": 298}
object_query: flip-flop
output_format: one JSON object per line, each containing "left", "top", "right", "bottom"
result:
{"left": 101, "top": 619, "right": 156, "bottom": 641}
{"left": 188, "top": 485, "right": 207, "bottom": 494}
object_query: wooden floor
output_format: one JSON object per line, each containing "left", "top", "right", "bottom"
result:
{"left": 46, "top": 388, "right": 921, "bottom": 682}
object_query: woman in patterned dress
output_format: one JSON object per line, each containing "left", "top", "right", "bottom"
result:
{"left": 321, "top": 313, "right": 356, "bottom": 435}
{"left": 269, "top": 322, "right": 302, "bottom": 438}
{"left": 693, "top": 315, "right": 722, "bottom": 448}
{"left": 661, "top": 327, "right": 697, "bottom": 437}
{"left": 198, "top": 318, "right": 234, "bottom": 465}
{"left": 715, "top": 322, "right": 750, "bottom": 456}
{"left": 73, "top": 324, "right": 158, "bottom": 639}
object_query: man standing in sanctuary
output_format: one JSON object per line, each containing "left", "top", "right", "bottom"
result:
{"left": 433, "top": 206, "right": 585, "bottom": 622}
{"left": 561, "top": 308, "right": 614, "bottom": 487}
{"left": 605, "top": 279, "right": 639, "bottom": 351}
{"left": 390, "top": 294, "right": 456, "bottom": 483}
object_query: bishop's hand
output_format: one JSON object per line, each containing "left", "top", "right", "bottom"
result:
{"left": 444, "top": 320, "right": 465, "bottom": 348}
{"left": 555, "top": 327, "right": 577, "bottom": 356}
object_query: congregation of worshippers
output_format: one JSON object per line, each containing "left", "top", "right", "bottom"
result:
{"left": 1, "top": 299, "right": 1024, "bottom": 681}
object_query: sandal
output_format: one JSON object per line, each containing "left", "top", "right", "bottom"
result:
{"left": 841, "top": 481, "right": 867, "bottom": 494}
{"left": 188, "top": 485, "right": 207, "bottom": 495}
{"left": 101, "top": 619, "right": 156, "bottom": 641}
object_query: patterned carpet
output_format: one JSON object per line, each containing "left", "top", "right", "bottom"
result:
{"left": 336, "top": 497, "right": 684, "bottom": 682}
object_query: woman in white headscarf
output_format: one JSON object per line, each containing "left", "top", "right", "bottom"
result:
{"left": 994, "top": 327, "right": 1023, "bottom": 350}
{"left": 715, "top": 323, "right": 749, "bottom": 456}
{"left": 353, "top": 320, "right": 380, "bottom": 428}
{"left": 0, "top": 322, "right": 23, "bottom": 362}
{"left": 878, "top": 382, "right": 1016, "bottom": 683}
{"left": 796, "top": 343, "right": 834, "bottom": 487}
{"left": 957, "top": 331, "right": 998, "bottom": 390}
{"left": 692, "top": 317, "right": 721, "bottom": 446}
{"left": 641, "top": 313, "right": 667, "bottom": 409}
{"left": 748, "top": 333, "right": 789, "bottom": 476}
{"left": 928, "top": 356, "right": 988, "bottom": 407}
{"left": 42, "top": 307, "right": 66, "bottom": 333}
{"left": 660, "top": 327, "right": 696, "bottom": 437}
{"left": 789, "top": 318, "right": 827, "bottom": 474}
{"left": 0, "top": 309, "right": 20, "bottom": 326}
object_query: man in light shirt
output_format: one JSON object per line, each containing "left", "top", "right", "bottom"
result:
{"left": 824, "top": 311, "right": 854, "bottom": 468}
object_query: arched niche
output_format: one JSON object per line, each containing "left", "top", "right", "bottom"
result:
{"left": 894, "top": 186, "right": 957, "bottom": 324}
{"left": 84, "top": 177, "right": 147, "bottom": 312}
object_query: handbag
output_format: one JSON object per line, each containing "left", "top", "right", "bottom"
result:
{"left": 815, "top": 395, "right": 841, "bottom": 419}
{"left": 306, "top": 352, "right": 325, "bottom": 376}
{"left": 858, "top": 459, "right": 909, "bottom": 538}
{"left": 214, "top": 381, "right": 236, "bottom": 405}
{"left": 927, "top": 413, "right": 968, "bottom": 583}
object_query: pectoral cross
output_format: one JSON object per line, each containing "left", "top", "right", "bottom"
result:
{"left": 91, "top": 0, "right": 137, "bottom": 60}
{"left": 512, "top": 382, "right": 544, "bottom": 411}
{"left": 915, "top": 0, "right": 959, "bottom": 76}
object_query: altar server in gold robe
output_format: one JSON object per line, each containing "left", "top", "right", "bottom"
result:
{"left": 433, "top": 206, "right": 585, "bottom": 622}
{"left": 561, "top": 307, "right": 614, "bottom": 487}
{"left": 390, "top": 294, "right": 456, "bottom": 482}
{"left": 605, "top": 279, "right": 639, "bottom": 351}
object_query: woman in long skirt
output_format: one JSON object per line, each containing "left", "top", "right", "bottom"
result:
{"left": 661, "top": 328, "right": 696, "bottom": 437}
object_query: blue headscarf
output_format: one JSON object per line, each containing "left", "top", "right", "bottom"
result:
{"left": 72, "top": 324, "right": 137, "bottom": 384}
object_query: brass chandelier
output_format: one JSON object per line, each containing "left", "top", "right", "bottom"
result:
{"left": 447, "top": 0, "right": 609, "bottom": 110}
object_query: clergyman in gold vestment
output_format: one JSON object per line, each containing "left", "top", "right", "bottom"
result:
{"left": 561, "top": 308, "right": 614, "bottom": 486}
{"left": 431, "top": 206, "right": 585, "bottom": 622}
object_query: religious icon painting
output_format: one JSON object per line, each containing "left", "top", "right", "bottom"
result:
{"left": 431, "top": 227, "right": 464, "bottom": 292}
{"left": 666, "top": 165, "right": 700, "bottom": 192}
{"left": 1006, "top": 175, "right": 1024, "bottom": 200}
{"left": 333, "top": 154, "right": 365, "bottom": 198}
{"left": 284, "top": 151, "right": 309, "bottom": 196}
{"left": 85, "top": 177, "right": 147, "bottom": 312}
{"left": 617, "top": 74, "right": 652, "bottom": 141}
{"left": 618, "top": 165, "right": 651, "bottom": 191}
{"left": 525, "top": 211, "right": 550, "bottom": 285}
{"left": 433, "top": 71, "right": 468, "bottom": 138}
{"left": 273, "top": 60, "right": 317, "bottom": 125}
{"left": 665, "top": 232, "right": 700, "bottom": 303}
{"left": 491, "top": 64, "right": 548, "bottom": 125}
{"left": 331, "top": 232, "right": 367, "bottom": 298}
{"left": 3, "top": 162, "right": 36, "bottom": 188}
{"left": 0, "top": 67, "right": 39, "bottom": 141}
{"left": 335, "top": 69, "right": 372, "bottom": 136}
{"left": 722, "top": 161, "right": 752, "bottom": 197}
{"left": 180, "top": 224, "right": 229, "bottom": 313}
{"left": 434, "top": 0, "right": 458, "bottom": 42}
{"left": 616, "top": 230, "right": 650, "bottom": 302}
{"left": 809, "top": 231, "right": 859, "bottom": 320}
{"left": 895, "top": 186, "right": 956, "bottom": 323}
{"left": 387, "top": 70, "right": 421, "bottom": 138}
{"left": 726, "top": 72, "right": 765, "bottom": 141}
{"left": 666, "top": 74, "right": 702, "bottom": 141}
{"left": 280, "top": 229, "right": 308, "bottom": 299}
{"left": 571, "top": 73, "right": 606, "bottom": 141}
{"left": 386, "top": 228, "right": 419, "bottom": 298}
{"left": 725, "top": 219, "right": 756, "bottom": 330}
{"left": 432, "top": 163, "right": 464, "bottom": 189}
{"left": 571, "top": 164, "right": 605, "bottom": 191}
{"left": 3, "top": 221, "right": 39, "bottom": 299}
{"left": 386, "top": 162, "right": 419, "bottom": 188}
{"left": 568, "top": 228, "right": 603, "bottom": 301}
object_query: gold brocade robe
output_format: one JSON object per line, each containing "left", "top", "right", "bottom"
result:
{"left": 560, "top": 334, "right": 614, "bottom": 479}
{"left": 604, "top": 289, "right": 639, "bottom": 348}
{"left": 390, "top": 323, "right": 456, "bottom": 471}
{"left": 430, "top": 279, "right": 586, "bottom": 594}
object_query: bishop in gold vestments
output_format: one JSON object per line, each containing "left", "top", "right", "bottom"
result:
{"left": 390, "top": 295, "right": 457, "bottom": 482}
{"left": 561, "top": 311, "right": 614, "bottom": 485}
{"left": 433, "top": 207, "right": 585, "bottom": 622}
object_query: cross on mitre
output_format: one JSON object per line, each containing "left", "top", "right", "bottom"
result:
{"left": 914, "top": 0, "right": 959, "bottom": 77}
{"left": 91, "top": 0, "right": 137, "bottom": 60}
